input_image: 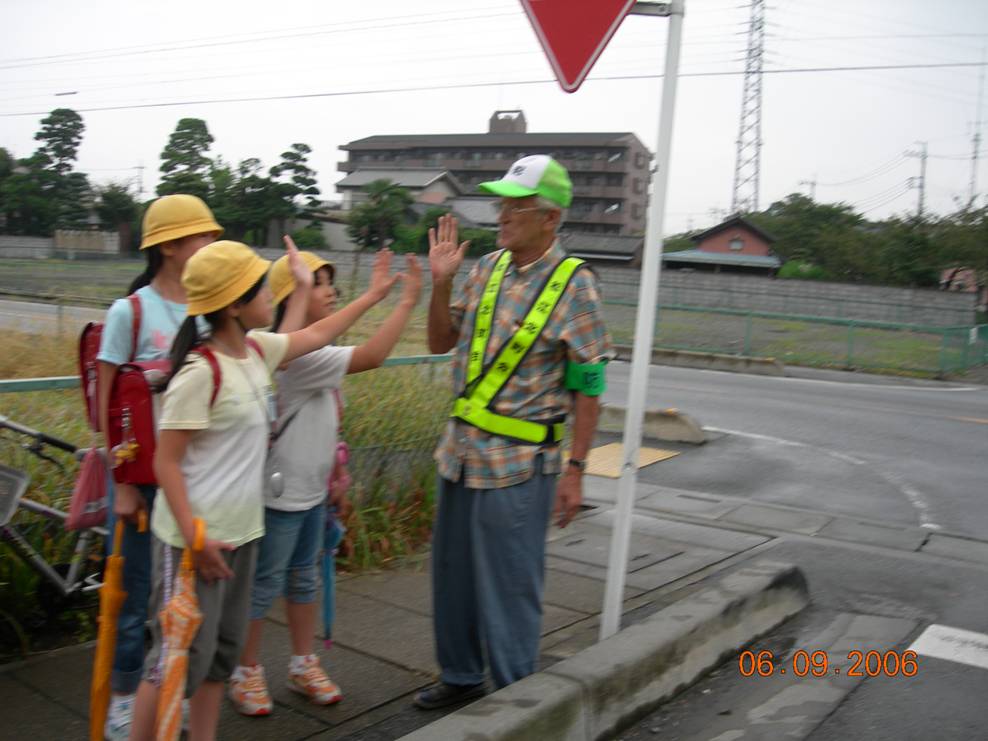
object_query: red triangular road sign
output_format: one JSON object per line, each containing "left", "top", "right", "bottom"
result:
{"left": 520, "top": 0, "right": 636, "bottom": 93}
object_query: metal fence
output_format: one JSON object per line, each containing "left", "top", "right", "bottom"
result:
{"left": 0, "top": 355, "right": 455, "bottom": 513}
{"left": 602, "top": 300, "right": 988, "bottom": 376}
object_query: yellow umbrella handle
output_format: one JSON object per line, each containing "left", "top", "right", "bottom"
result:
{"left": 111, "top": 519, "right": 125, "bottom": 556}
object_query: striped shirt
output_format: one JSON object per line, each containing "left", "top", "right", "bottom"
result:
{"left": 434, "top": 241, "right": 612, "bottom": 490}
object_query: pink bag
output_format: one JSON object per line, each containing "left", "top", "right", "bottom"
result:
{"left": 327, "top": 390, "right": 351, "bottom": 498}
{"left": 66, "top": 447, "right": 108, "bottom": 530}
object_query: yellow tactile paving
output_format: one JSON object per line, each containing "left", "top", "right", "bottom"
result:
{"left": 578, "top": 442, "right": 679, "bottom": 478}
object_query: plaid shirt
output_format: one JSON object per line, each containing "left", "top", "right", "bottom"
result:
{"left": 435, "top": 241, "right": 612, "bottom": 490}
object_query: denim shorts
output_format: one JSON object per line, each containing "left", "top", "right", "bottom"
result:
{"left": 250, "top": 504, "right": 325, "bottom": 620}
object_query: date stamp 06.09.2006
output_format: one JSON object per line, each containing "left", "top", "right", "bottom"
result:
{"left": 738, "top": 649, "right": 919, "bottom": 678}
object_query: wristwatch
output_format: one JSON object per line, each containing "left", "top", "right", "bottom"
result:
{"left": 567, "top": 458, "right": 587, "bottom": 472}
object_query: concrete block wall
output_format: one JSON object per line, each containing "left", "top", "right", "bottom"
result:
{"left": 264, "top": 250, "right": 977, "bottom": 327}
{"left": 593, "top": 266, "right": 977, "bottom": 326}
{"left": 54, "top": 230, "right": 119, "bottom": 254}
{"left": 0, "top": 236, "right": 53, "bottom": 258}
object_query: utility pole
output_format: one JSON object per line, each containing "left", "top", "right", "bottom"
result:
{"left": 906, "top": 142, "right": 927, "bottom": 218}
{"left": 731, "top": 0, "right": 765, "bottom": 214}
{"left": 799, "top": 177, "right": 817, "bottom": 200}
{"left": 970, "top": 49, "right": 985, "bottom": 206}
{"left": 136, "top": 163, "right": 145, "bottom": 200}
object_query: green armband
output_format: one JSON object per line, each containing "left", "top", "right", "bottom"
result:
{"left": 564, "top": 360, "right": 608, "bottom": 396}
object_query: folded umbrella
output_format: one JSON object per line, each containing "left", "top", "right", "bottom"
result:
{"left": 89, "top": 520, "right": 128, "bottom": 741}
{"left": 322, "top": 507, "right": 346, "bottom": 649}
{"left": 155, "top": 548, "right": 202, "bottom": 741}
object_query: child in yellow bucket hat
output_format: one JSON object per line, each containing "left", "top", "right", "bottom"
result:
{"left": 228, "top": 248, "right": 422, "bottom": 716}
{"left": 97, "top": 193, "right": 221, "bottom": 741}
{"left": 127, "top": 239, "right": 421, "bottom": 740}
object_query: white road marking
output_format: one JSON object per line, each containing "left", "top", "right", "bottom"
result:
{"left": 704, "top": 426, "right": 941, "bottom": 531}
{"left": 909, "top": 624, "right": 988, "bottom": 671}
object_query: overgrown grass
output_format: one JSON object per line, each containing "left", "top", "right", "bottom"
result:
{"left": 0, "top": 331, "right": 450, "bottom": 660}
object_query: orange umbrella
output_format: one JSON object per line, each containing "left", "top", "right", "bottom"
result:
{"left": 155, "top": 547, "right": 202, "bottom": 741}
{"left": 89, "top": 520, "right": 128, "bottom": 741}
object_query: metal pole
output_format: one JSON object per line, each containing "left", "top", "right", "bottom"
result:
{"left": 600, "top": 0, "right": 685, "bottom": 641}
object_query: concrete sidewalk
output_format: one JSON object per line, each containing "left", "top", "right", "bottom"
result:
{"left": 6, "top": 463, "right": 968, "bottom": 741}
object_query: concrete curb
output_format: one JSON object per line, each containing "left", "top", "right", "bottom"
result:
{"left": 598, "top": 403, "right": 706, "bottom": 444}
{"left": 398, "top": 560, "right": 809, "bottom": 741}
{"left": 613, "top": 344, "right": 785, "bottom": 376}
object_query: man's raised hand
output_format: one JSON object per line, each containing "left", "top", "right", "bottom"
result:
{"left": 428, "top": 214, "right": 470, "bottom": 285}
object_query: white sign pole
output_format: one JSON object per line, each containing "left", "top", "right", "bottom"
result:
{"left": 600, "top": 0, "right": 685, "bottom": 641}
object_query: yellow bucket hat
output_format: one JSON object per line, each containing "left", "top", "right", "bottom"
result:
{"left": 269, "top": 251, "right": 334, "bottom": 306}
{"left": 140, "top": 194, "right": 223, "bottom": 250}
{"left": 182, "top": 241, "right": 271, "bottom": 316}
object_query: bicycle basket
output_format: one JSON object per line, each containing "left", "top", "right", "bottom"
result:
{"left": 0, "top": 464, "right": 29, "bottom": 527}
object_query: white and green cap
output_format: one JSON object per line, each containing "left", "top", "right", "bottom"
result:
{"left": 478, "top": 155, "right": 573, "bottom": 208}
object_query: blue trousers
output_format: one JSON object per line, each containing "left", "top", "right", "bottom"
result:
{"left": 106, "top": 483, "right": 156, "bottom": 694}
{"left": 431, "top": 464, "right": 556, "bottom": 689}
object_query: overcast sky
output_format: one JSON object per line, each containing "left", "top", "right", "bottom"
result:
{"left": 2, "top": 0, "right": 987, "bottom": 234}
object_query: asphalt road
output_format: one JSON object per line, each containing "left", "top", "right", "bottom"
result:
{"left": 605, "top": 362, "right": 988, "bottom": 741}
{"left": 603, "top": 362, "right": 988, "bottom": 539}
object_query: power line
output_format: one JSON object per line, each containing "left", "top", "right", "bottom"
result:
{"left": 3, "top": 61, "right": 984, "bottom": 118}
{"left": 817, "top": 155, "right": 909, "bottom": 187}
{"left": 0, "top": 10, "right": 521, "bottom": 71}
{"left": 859, "top": 186, "right": 912, "bottom": 215}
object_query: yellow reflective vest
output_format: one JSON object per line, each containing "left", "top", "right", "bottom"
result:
{"left": 451, "top": 250, "right": 585, "bottom": 444}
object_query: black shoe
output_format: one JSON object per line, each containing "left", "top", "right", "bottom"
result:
{"left": 413, "top": 681, "right": 486, "bottom": 710}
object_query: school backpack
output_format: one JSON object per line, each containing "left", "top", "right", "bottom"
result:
{"left": 79, "top": 294, "right": 142, "bottom": 432}
{"left": 78, "top": 299, "right": 264, "bottom": 485}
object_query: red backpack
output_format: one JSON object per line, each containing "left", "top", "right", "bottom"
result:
{"left": 79, "top": 294, "right": 142, "bottom": 432}
{"left": 79, "top": 298, "right": 264, "bottom": 485}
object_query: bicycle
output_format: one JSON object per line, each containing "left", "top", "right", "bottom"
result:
{"left": 0, "top": 413, "right": 105, "bottom": 615}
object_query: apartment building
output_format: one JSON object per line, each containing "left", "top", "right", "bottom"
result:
{"left": 337, "top": 111, "right": 651, "bottom": 236}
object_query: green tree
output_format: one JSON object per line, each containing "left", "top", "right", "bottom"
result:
{"left": 345, "top": 180, "right": 414, "bottom": 250}
{"left": 938, "top": 206, "right": 988, "bottom": 295}
{"left": 208, "top": 157, "right": 284, "bottom": 243}
{"left": 57, "top": 170, "right": 93, "bottom": 230}
{"left": 33, "top": 108, "right": 84, "bottom": 176}
{"left": 0, "top": 154, "right": 58, "bottom": 235}
{"left": 748, "top": 193, "right": 863, "bottom": 265}
{"left": 270, "top": 143, "right": 321, "bottom": 224}
{"left": 95, "top": 182, "right": 139, "bottom": 251}
{"left": 158, "top": 118, "right": 213, "bottom": 199}
{"left": 290, "top": 225, "right": 327, "bottom": 250}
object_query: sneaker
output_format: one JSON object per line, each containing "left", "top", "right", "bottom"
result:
{"left": 288, "top": 655, "right": 343, "bottom": 705}
{"left": 413, "top": 682, "right": 486, "bottom": 710}
{"left": 228, "top": 664, "right": 273, "bottom": 717}
{"left": 104, "top": 693, "right": 135, "bottom": 741}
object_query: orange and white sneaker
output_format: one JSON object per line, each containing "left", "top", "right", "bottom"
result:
{"left": 228, "top": 664, "right": 273, "bottom": 717}
{"left": 288, "top": 655, "right": 343, "bottom": 705}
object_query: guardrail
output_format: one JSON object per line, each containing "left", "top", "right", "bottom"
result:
{"left": 0, "top": 354, "right": 454, "bottom": 394}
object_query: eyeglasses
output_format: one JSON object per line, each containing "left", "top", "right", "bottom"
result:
{"left": 498, "top": 203, "right": 545, "bottom": 217}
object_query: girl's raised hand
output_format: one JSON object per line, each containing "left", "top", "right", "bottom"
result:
{"left": 401, "top": 253, "right": 423, "bottom": 306}
{"left": 366, "top": 248, "right": 400, "bottom": 301}
{"left": 284, "top": 235, "right": 314, "bottom": 291}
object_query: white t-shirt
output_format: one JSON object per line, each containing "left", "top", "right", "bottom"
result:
{"left": 151, "top": 331, "right": 290, "bottom": 549}
{"left": 264, "top": 345, "right": 354, "bottom": 511}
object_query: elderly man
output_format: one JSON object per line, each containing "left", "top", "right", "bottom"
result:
{"left": 416, "top": 155, "right": 612, "bottom": 709}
